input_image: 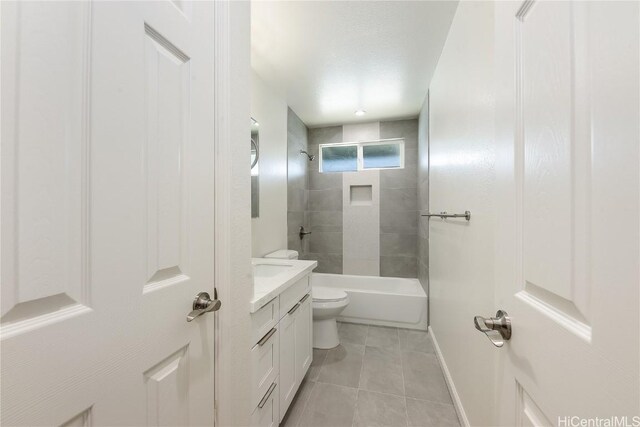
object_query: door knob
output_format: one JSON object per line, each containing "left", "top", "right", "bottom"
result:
{"left": 474, "top": 310, "right": 511, "bottom": 347}
{"left": 187, "top": 292, "right": 221, "bottom": 322}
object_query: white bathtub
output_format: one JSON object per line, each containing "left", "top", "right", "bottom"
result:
{"left": 310, "top": 273, "right": 428, "bottom": 330}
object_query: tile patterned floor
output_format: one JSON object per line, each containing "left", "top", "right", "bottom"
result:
{"left": 280, "top": 323, "right": 460, "bottom": 427}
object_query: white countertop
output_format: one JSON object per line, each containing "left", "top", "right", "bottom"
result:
{"left": 250, "top": 258, "right": 318, "bottom": 313}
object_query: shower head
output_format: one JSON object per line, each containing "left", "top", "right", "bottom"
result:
{"left": 300, "top": 150, "right": 315, "bottom": 161}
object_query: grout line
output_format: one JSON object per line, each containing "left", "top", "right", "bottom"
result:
{"left": 293, "top": 380, "right": 316, "bottom": 427}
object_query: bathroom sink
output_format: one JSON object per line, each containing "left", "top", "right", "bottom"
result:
{"left": 253, "top": 263, "right": 294, "bottom": 278}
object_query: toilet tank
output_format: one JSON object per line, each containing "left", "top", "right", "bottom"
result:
{"left": 264, "top": 249, "right": 299, "bottom": 260}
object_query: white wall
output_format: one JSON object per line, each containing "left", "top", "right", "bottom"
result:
{"left": 251, "top": 70, "right": 288, "bottom": 257}
{"left": 215, "top": 2, "right": 252, "bottom": 425}
{"left": 427, "top": 2, "right": 497, "bottom": 426}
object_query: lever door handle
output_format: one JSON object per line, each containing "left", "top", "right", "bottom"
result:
{"left": 187, "top": 292, "right": 221, "bottom": 322}
{"left": 474, "top": 310, "right": 511, "bottom": 347}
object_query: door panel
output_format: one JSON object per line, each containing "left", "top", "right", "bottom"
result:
{"left": 144, "top": 23, "right": 190, "bottom": 288}
{"left": 279, "top": 311, "right": 297, "bottom": 422}
{"left": 143, "top": 347, "right": 190, "bottom": 426}
{"left": 1, "top": 1, "right": 217, "bottom": 425}
{"left": 495, "top": 0, "right": 639, "bottom": 424}
{"left": 519, "top": 0, "right": 591, "bottom": 336}
{"left": 295, "top": 296, "right": 312, "bottom": 381}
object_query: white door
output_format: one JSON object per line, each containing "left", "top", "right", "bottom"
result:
{"left": 493, "top": 1, "right": 639, "bottom": 425}
{"left": 1, "top": 1, "right": 218, "bottom": 425}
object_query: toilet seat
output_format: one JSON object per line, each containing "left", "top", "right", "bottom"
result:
{"left": 312, "top": 286, "right": 348, "bottom": 303}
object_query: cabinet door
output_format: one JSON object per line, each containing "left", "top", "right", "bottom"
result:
{"left": 251, "top": 327, "right": 279, "bottom": 410}
{"left": 251, "top": 382, "right": 279, "bottom": 427}
{"left": 295, "top": 295, "right": 312, "bottom": 382}
{"left": 278, "top": 309, "right": 297, "bottom": 422}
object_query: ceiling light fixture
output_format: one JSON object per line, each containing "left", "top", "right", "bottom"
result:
{"left": 354, "top": 109, "right": 366, "bottom": 116}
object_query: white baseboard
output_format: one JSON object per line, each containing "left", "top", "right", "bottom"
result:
{"left": 429, "top": 326, "right": 470, "bottom": 427}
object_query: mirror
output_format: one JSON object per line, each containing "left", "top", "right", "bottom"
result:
{"left": 251, "top": 118, "right": 260, "bottom": 218}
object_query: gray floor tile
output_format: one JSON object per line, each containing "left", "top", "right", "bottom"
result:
{"left": 359, "top": 346, "right": 405, "bottom": 396}
{"left": 406, "top": 398, "right": 460, "bottom": 427}
{"left": 281, "top": 379, "right": 316, "bottom": 427}
{"left": 401, "top": 351, "right": 452, "bottom": 404}
{"left": 353, "top": 390, "right": 408, "bottom": 427}
{"left": 317, "top": 343, "right": 364, "bottom": 388}
{"left": 366, "top": 326, "right": 400, "bottom": 351}
{"left": 399, "top": 329, "right": 435, "bottom": 354}
{"left": 307, "top": 348, "right": 329, "bottom": 381}
{"left": 298, "top": 382, "right": 358, "bottom": 427}
{"left": 339, "top": 322, "right": 369, "bottom": 345}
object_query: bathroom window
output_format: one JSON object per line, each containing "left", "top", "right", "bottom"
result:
{"left": 320, "top": 144, "right": 358, "bottom": 173}
{"left": 319, "top": 139, "right": 404, "bottom": 173}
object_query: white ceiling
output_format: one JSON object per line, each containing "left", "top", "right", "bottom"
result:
{"left": 251, "top": 1, "right": 458, "bottom": 127}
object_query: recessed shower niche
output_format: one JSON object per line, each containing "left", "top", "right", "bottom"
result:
{"left": 349, "top": 185, "right": 373, "bottom": 206}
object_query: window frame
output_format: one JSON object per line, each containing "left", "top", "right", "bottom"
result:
{"left": 318, "top": 138, "right": 405, "bottom": 173}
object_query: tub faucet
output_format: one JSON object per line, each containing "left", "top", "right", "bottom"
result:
{"left": 299, "top": 226, "right": 312, "bottom": 240}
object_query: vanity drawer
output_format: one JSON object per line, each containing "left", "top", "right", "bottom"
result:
{"left": 251, "top": 380, "right": 279, "bottom": 427}
{"left": 251, "top": 325, "right": 279, "bottom": 410}
{"left": 251, "top": 297, "right": 279, "bottom": 346}
{"left": 279, "top": 276, "right": 310, "bottom": 319}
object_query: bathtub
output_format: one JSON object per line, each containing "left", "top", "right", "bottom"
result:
{"left": 310, "top": 273, "right": 428, "bottom": 330}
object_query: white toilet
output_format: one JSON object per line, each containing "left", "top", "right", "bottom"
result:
{"left": 311, "top": 286, "right": 349, "bottom": 349}
{"left": 263, "top": 249, "right": 350, "bottom": 349}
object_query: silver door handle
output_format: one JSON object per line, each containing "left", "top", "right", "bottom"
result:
{"left": 474, "top": 310, "right": 511, "bottom": 347}
{"left": 187, "top": 292, "right": 221, "bottom": 322}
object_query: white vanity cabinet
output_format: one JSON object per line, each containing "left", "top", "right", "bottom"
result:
{"left": 294, "top": 295, "right": 312, "bottom": 383}
{"left": 250, "top": 274, "right": 313, "bottom": 425}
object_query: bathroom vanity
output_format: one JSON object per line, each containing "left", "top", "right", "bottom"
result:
{"left": 249, "top": 258, "right": 317, "bottom": 426}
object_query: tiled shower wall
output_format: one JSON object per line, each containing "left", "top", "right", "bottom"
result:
{"left": 289, "top": 118, "right": 420, "bottom": 277}
{"left": 287, "top": 108, "right": 309, "bottom": 255}
{"left": 379, "top": 119, "right": 419, "bottom": 278}
{"left": 417, "top": 97, "right": 430, "bottom": 294}
{"left": 304, "top": 126, "right": 344, "bottom": 273}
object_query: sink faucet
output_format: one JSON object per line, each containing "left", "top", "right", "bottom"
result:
{"left": 299, "top": 226, "right": 312, "bottom": 240}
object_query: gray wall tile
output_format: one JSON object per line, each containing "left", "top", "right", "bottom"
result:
{"left": 417, "top": 98, "right": 429, "bottom": 296}
{"left": 308, "top": 231, "right": 342, "bottom": 255}
{"left": 302, "top": 252, "right": 343, "bottom": 274}
{"left": 309, "top": 169, "right": 342, "bottom": 190}
{"left": 380, "top": 166, "right": 418, "bottom": 190}
{"left": 308, "top": 189, "right": 343, "bottom": 211}
{"left": 289, "top": 187, "right": 307, "bottom": 212}
{"left": 309, "top": 126, "right": 343, "bottom": 147}
{"left": 380, "top": 188, "right": 418, "bottom": 212}
{"left": 287, "top": 107, "right": 309, "bottom": 259}
{"left": 380, "top": 210, "right": 418, "bottom": 234}
{"left": 380, "top": 256, "right": 418, "bottom": 278}
{"left": 380, "top": 118, "right": 419, "bottom": 149}
{"left": 309, "top": 211, "right": 343, "bottom": 233}
{"left": 380, "top": 233, "right": 417, "bottom": 257}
